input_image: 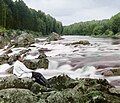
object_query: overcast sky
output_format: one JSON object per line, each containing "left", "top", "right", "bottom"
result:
{"left": 23, "top": 0, "right": 120, "bottom": 26}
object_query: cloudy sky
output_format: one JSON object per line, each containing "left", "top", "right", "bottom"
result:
{"left": 23, "top": 0, "right": 120, "bottom": 25}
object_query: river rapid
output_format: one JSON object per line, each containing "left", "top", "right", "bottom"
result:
{"left": 1, "top": 35, "right": 120, "bottom": 86}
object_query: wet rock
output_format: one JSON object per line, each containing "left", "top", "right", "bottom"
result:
{"left": 70, "top": 40, "right": 90, "bottom": 45}
{"left": 0, "top": 54, "right": 9, "bottom": 65}
{"left": 112, "top": 39, "right": 120, "bottom": 45}
{"left": 5, "top": 66, "right": 13, "bottom": 74}
{"left": 46, "top": 32, "right": 62, "bottom": 42}
{"left": 23, "top": 59, "right": 39, "bottom": 70}
{"left": 38, "top": 48, "right": 52, "bottom": 52}
{"left": 101, "top": 70, "right": 114, "bottom": 77}
{"left": 14, "top": 33, "right": 35, "bottom": 47}
{"left": 37, "top": 52, "right": 49, "bottom": 69}
{"left": 48, "top": 75, "right": 76, "bottom": 90}
{"left": 7, "top": 54, "right": 18, "bottom": 65}
{"left": 111, "top": 68, "right": 120, "bottom": 76}
{"left": 109, "top": 87, "right": 120, "bottom": 95}
{"left": 0, "top": 88, "right": 37, "bottom": 103}
{"left": 24, "top": 52, "right": 49, "bottom": 69}
{"left": 0, "top": 76, "right": 34, "bottom": 90}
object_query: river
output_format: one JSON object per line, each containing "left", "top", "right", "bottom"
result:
{"left": 0, "top": 35, "right": 120, "bottom": 86}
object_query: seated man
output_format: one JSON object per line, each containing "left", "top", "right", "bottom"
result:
{"left": 13, "top": 55, "right": 49, "bottom": 87}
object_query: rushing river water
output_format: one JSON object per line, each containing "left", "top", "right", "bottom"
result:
{"left": 0, "top": 36, "right": 120, "bottom": 86}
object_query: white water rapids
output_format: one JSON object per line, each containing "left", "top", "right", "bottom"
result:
{"left": 0, "top": 36, "right": 120, "bottom": 85}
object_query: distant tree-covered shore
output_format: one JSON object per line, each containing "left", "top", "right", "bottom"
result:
{"left": 0, "top": 0, "right": 63, "bottom": 35}
{"left": 63, "top": 12, "right": 120, "bottom": 37}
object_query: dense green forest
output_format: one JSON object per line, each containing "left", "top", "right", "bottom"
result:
{"left": 63, "top": 12, "right": 120, "bottom": 37}
{"left": 0, "top": 0, "right": 63, "bottom": 35}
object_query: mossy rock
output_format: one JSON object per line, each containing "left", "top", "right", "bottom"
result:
{"left": 24, "top": 52, "right": 49, "bottom": 69}
{"left": 0, "top": 76, "right": 34, "bottom": 90}
{"left": 0, "top": 88, "right": 37, "bottom": 103}
{"left": 14, "top": 33, "right": 35, "bottom": 47}
{"left": 48, "top": 75, "right": 75, "bottom": 90}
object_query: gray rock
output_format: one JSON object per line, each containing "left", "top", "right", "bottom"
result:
{"left": 46, "top": 32, "right": 62, "bottom": 42}
{"left": 14, "top": 33, "right": 35, "bottom": 47}
{"left": 71, "top": 40, "right": 90, "bottom": 45}
{"left": 24, "top": 52, "right": 49, "bottom": 69}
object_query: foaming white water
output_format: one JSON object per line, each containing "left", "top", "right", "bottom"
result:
{"left": 35, "top": 66, "right": 102, "bottom": 79}
{"left": 57, "top": 64, "right": 72, "bottom": 71}
{"left": 0, "top": 64, "right": 12, "bottom": 73}
{"left": 48, "top": 60, "right": 59, "bottom": 70}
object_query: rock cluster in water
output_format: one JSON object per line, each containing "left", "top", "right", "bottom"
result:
{"left": 71, "top": 40, "right": 90, "bottom": 45}
{"left": 0, "top": 75, "right": 119, "bottom": 103}
{"left": 24, "top": 52, "right": 49, "bottom": 70}
{"left": 46, "top": 32, "right": 62, "bottom": 42}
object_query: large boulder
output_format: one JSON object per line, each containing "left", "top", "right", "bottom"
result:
{"left": 48, "top": 75, "right": 78, "bottom": 90}
{"left": 0, "top": 76, "right": 34, "bottom": 90}
{"left": 0, "top": 88, "right": 37, "bottom": 103}
{"left": 46, "top": 32, "right": 62, "bottom": 42}
{"left": 14, "top": 33, "right": 35, "bottom": 47}
{"left": 24, "top": 52, "right": 49, "bottom": 69}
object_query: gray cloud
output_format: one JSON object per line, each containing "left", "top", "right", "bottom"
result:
{"left": 23, "top": 0, "right": 120, "bottom": 25}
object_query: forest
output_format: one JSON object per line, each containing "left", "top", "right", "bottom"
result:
{"left": 0, "top": 0, "right": 120, "bottom": 37}
{"left": 63, "top": 12, "right": 120, "bottom": 37}
{"left": 0, "top": 0, "right": 63, "bottom": 35}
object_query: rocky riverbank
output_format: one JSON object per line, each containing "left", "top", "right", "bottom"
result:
{"left": 0, "top": 75, "right": 119, "bottom": 103}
